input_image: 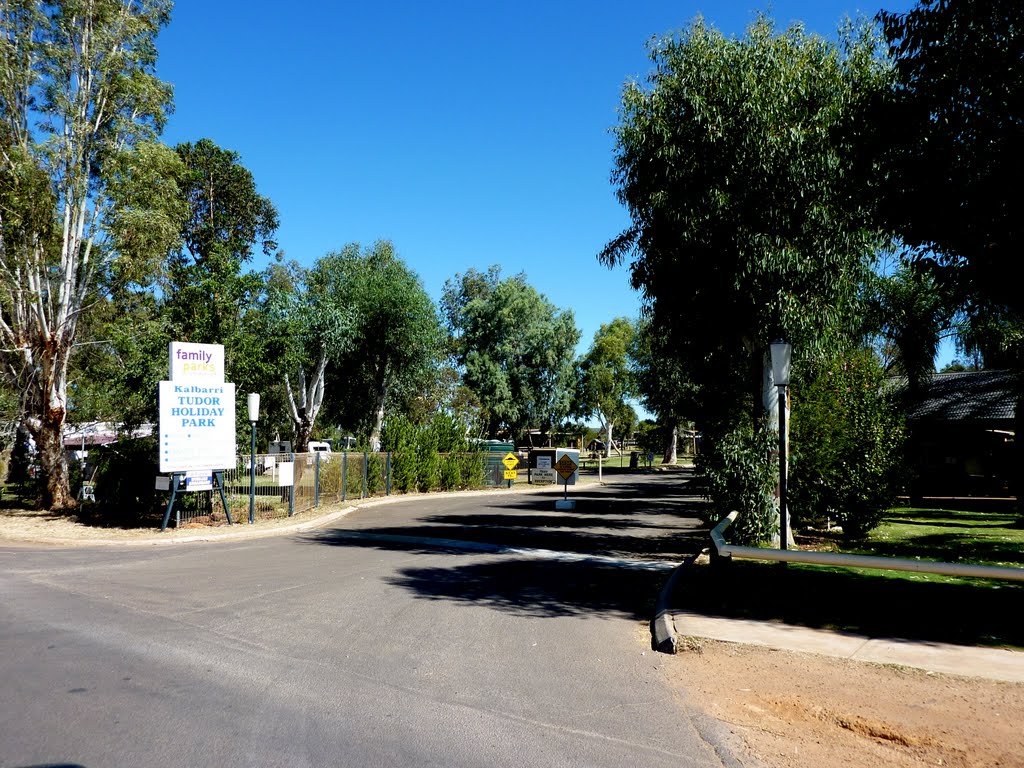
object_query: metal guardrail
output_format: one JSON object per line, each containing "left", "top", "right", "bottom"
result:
{"left": 711, "top": 510, "right": 1024, "bottom": 582}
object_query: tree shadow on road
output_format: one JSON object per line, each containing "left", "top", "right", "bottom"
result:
{"left": 385, "top": 556, "right": 669, "bottom": 620}
{"left": 303, "top": 472, "right": 711, "bottom": 619}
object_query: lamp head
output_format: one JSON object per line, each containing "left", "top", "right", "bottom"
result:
{"left": 770, "top": 340, "right": 792, "bottom": 387}
{"left": 247, "top": 392, "right": 261, "bottom": 423}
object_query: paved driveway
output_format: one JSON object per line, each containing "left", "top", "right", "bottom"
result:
{"left": 1, "top": 471, "right": 743, "bottom": 768}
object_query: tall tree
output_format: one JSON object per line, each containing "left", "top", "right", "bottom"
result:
{"left": 600, "top": 15, "right": 891, "bottom": 435}
{"left": 877, "top": 0, "right": 1024, "bottom": 317}
{"left": 578, "top": 318, "right": 637, "bottom": 457}
{"left": 442, "top": 267, "right": 580, "bottom": 440}
{"left": 320, "top": 241, "right": 442, "bottom": 450}
{"left": 0, "top": 0, "right": 183, "bottom": 508}
{"left": 164, "top": 138, "right": 279, "bottom": 347}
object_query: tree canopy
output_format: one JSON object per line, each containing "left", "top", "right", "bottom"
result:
{"left": 601, "top": 15, "right": 892, "bottom": 431}
{"left": 442, "top": 267, "right": 579, "bottom": 439}
{"left": 578, "top": 317, "right": 637, "bottom": 456}
{"left": 877, "top": 0, "right": 1024, "bottom": 316}
{"left": 320, "top": 241, "right": 442, "bottom": 450}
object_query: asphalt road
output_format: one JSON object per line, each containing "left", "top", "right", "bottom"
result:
{"left": 1, "top": 471, "right": 744, "bottom": 768}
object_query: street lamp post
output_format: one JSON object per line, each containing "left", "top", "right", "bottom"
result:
{"left": 770, "top": 340, "right": 792, "bottom": 553}
{"left": 247, "top": 393, "right": 260, "bottom": 524}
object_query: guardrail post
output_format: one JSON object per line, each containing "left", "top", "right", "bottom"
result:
{"left": 314, "top": 451, "right": 321, "bottom": 508}
{"left": 288, "top": 453, "right": 295, "bottom": 517}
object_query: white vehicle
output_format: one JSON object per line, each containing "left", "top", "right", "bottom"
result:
{"left": 307, "top": 441, "right": 332, "bottom": 462}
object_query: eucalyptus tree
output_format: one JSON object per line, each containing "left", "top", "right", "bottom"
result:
{"left": 601, "top": 15, "right": 892, "bottom": 433}
{"left": 269, "top": 257, "right": 353, "bottom": 453}
{"left": 578, "top": 318, "right": 637, "bottom": 457}
{"left": 630, "top": 318, "right": 698, "bottom": 464}
{"left": 877, "top": 0, "right": 1024, "bottom": 319}
{"left": 319, "top": 241, "right": 442, "bottom": 450}
{"left": 164, "top": 139, "right": 279, "bottom": 349}
{"left": 601, "top": 15, "right": 893, "bottom": 542}
{"left": 0, "top": 0, "right": 183, "bottom": 508}
{"left": 442, "top": 267, "right": 579, "bottom": 440}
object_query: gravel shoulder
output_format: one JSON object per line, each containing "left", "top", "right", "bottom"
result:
{"left": 655, "top": 634, "right": 1024, "bottom": 768}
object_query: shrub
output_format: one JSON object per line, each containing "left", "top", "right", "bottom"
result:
{"left": 696, "top": 421, "right": 778, "bottom": 545}
{"left": 91, "top": 436, "right": 163, "bottom": 525}
{"left": 790, "top": 349, "right": 906, "bottom": 540}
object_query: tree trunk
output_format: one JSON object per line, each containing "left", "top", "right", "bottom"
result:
{"left": 368, "top": 367, "right": 391, "bottom": 453}
{"left": 605, "top": 421, "right": 614, "bottom": 458}
{"left": 285, "top": 347, "right": 327, "bottom": 453}
{"left": 662, "top": 422, "right": 678, "bottom": 465}
{"left": 23, "top": 350, "right": 75, "bottom": 511}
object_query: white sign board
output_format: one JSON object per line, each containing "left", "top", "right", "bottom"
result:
{"left": 169, "top": 341, "right": 225, "bottom": 382}
{"left": 532, "top": 455, "right": 556, "bottom": 484}
{"left": 159, "top": 381, "right": 236, "bottom": 472}
{"left": 278, "top": 462, "right": 294, "bottom": 487}
{"left": 185, "top": 470, "right": 213, "bottom": 491}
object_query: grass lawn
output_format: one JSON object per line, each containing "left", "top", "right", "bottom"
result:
{"left": 677, "top": 503, "right": 1024, "bottom": 648}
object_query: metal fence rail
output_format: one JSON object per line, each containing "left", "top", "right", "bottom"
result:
{"left": 173, "top": 450, "right": 495, "bottom": 528}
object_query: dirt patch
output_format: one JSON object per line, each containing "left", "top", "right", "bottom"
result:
{"left": 0, "top": 502, "right": 339, "bottom": 544}
{"left": 659, "top": 637, "right": 1024, "bottom": 768}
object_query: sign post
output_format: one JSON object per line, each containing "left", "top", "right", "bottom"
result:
{"left": 554, "top": 450, "right": 579, "bottom": 510}
{"left": 502, "top": 452, "right": 519, "bottom": 488}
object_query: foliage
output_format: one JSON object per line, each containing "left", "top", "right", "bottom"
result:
{"left": 442, "top": 267, "right": 579, "bottom": 438}
{"left": 318, "top": 241, "right": 442, "bottom": 449}
{"left": 865, "top": 258, "right": 956, "bottom": 391}
{"left": 696, "top": 421, "right": 778, "bottom": 545}
{"left": 877, "top": 0, "right": 1024, "bottom": 318}
{"left": 381, "top": 412, "right": 479, "bottom": 492}
{"left": 630, "top": 318, "right": 700, "bottom": 461}
{"left": 164, "top": 138, "right": 278, "bottom": 346}
{"left": 790, "top": 349, "right": 906, "bottom": 539}
{"left": 0, "top": 0, "right": 183, "bottom": 508}
{"left": 578, "top": 318, "right": 638, "bottom": 454}
{"left": 90, "top": 436, "right": 163, "bottom": 525}
{"left": 601, "top": 15, "right": 892, "bottom": 435}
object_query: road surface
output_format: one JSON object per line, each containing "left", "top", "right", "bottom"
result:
{"left": 1, "top": 471, "right": 745, "bottom": 767}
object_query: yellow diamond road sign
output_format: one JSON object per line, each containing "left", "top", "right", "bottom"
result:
{"left": 502, "top": 452, "right": 519, "bottom": 470}
{"left": 555, "top": 454, "right": 578, "bottom": 480}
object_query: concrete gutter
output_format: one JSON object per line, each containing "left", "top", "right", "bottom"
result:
{"left": 651, "top": 551, "right": 704, "bottom": 654}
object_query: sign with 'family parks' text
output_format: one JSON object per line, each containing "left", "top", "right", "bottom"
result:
{"left": 159, "top": 342, "right": 235, "bottom": 473}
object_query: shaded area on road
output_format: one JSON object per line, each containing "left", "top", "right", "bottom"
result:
{"left": 388, "top": 556, "right": 668, "bottom": 620}
{"left": 305, "top": 471, "right": 709, "bottom": 619}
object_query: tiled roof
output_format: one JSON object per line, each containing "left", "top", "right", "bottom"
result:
{"left": 900, "top": 370, "right": 1018, "bottom": 422}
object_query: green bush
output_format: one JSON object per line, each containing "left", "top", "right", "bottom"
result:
{"left": 790, "top": 349, "right": 906, "bottom": 540}
{"left": 438, "top": 454, "right": 458, "bottom": 490}
{"left": 366, "top": 452, "right": 385, "bottom": 495}
{"left": 318, "top": 457, "right": 343, "bottom": 498}
{"left": 696, "top": 421, "right": 778, "bottom": 545}
{"left": 90, "top": 436, "right": 163, "bottom": 525}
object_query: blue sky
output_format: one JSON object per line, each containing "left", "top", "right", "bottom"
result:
{"left": 156, "top": 0, "right": 942, "bottom": 367}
